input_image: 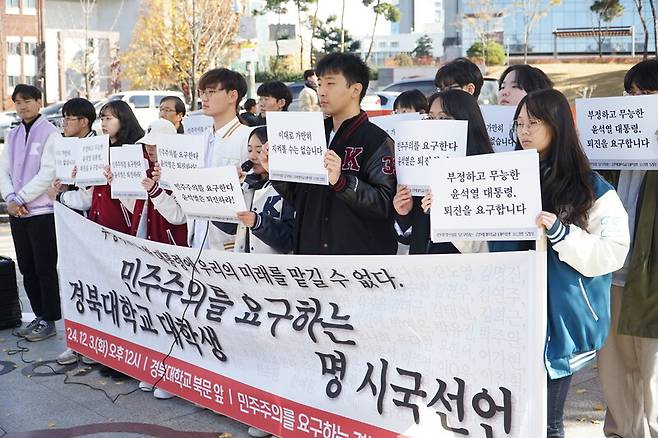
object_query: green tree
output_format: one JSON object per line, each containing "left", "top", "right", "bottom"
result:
{"left": 467, "top": 41, "right": 505, "bottom": 65}
{"left": 362, "top": 0, "right": 400, "bottom": 64}
{"left": 590, "top": 0, "right": 625, "bottom": 57}
{"left": 412, "top": 34, "right": 433, "bottom": 58}
{"left": 392, "top": 53, "right": 414, "bottom": 66}
{"left": 314, "top": 15, "right": 360, "bottom": 55}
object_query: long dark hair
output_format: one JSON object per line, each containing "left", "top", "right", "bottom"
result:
{"left": 249, "top": 126, "right": 268, "bottom": 144}
{"left": 428, "top": 89, "right": 493, "bottom": 156}
{"left": 498, "top": 64, "right": 553, "bottom": 93}
{"left": 514, "top": 89, "right": 594, "bottom": 228}
{"left": 100, "top": 100, "right": 145, "bottom": 146}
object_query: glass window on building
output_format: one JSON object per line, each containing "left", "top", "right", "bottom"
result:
{"left": 7, "top": 41, "right": 21, "bottom": 56}
{"left": 23, "top": 42, "right": 37, "bottom": 56}
{"left": 24, "top": 76, "right": 37, "bottom": 86}
{"left": 23, "top": 0, "right": 36, "bottom": 8}
{"left": 5, "top": 0, "right": 19, "bottom": 12}
{"left": 7, "top": 75, "right": 20, "bottom": 91}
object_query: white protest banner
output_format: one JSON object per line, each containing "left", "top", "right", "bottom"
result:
{"left": 480, "top": 105, "right": 517, "bottom": 153}
{"left": 168, "top": 166, "right": 246, "bottom": 222}
{"left": 54, "top": 136, "right": 78, "bottom": 184}
{"left": 155, "top": 133, "right": 207, "bottom": 189}
{"left": 55, "top": 203, "right": 547, "bottom": 438}
{"left": 430, "top": 149, "right": 542, "bottom": 242}
{"left": 76, "top": 134, "right": 110, "bottom": 186}
{"left": 183, "top": 114, "right": 214, "bottom": 136}
{"left": 267, "top": 111, "right": 328, "bottom": 185}
{"left": 109, "top": 144, "right": 148, "bottom": 199}
{"left": 370, "top": 112, "right": 423, "bottom": 140}
{"left": 395, "top": 120, "right": 468, "bottom": 196}
{"left": 576, "top": 94, "right": 658, "bottom": 169}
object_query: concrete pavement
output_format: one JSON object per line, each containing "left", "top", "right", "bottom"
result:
{"left": 0, "top": 222, "right": 606, "bottom": 437}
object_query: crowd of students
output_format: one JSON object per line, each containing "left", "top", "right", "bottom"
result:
{"left": 1, "top": 53, "right": 657, "bottom": 438}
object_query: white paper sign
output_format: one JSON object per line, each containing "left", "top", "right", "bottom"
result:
{"left": 54, "top": 137, "right": 79, "bottom": 184}
{"left": 155, "top": 133, "right": 207, "bottom": 189}
{"left": 370, "top": 112, "right": 423, "bottom": 140}
{"left": 395, "top": 120, "right": 468, "bottom": 195}
{"left": 266, "top": 111, "right": 328, "bottom": 185}
{"left": 480, "top": 105, "right": 517, "bottom": 153}
{"left": 183, "top": 114, "right": 214, "bottom": 136}
{"left": 430, "top": 149, "right": 542, "bottom": 242}
{"left": 109, "top": 144, "right": 148, "bottom": 199}
{"left": 56, "top": 202, "right": 547, "bottom": 438}
{"left": 76, "top": 134, "right": 110, "bottom": 186}
{"left": 576, "top": 95, "right": 658, "bottom": 169}
{"left": 168, "top": 166, "right": 247, "bottom": 222}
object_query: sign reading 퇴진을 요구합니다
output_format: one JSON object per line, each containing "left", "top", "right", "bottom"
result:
{"left": 576, "top": 94, "right": 658, "bottom": 170}
{"left": 55, "top": 202, "right": 547, "bottom": 438}
{"left": 395, "top": 119, "right": 468, "bottom": 196}
{"left": 167, "top": 166, "right": 247, "bottom": 223}
{"left": 266, "top": 111, "right": 328, "bottom": 186}
{"left": 109, "top": 144, "right": 148, "bottom": 199}
{"left": 54, "top": 134, "right": 110, "bottom": 186}
{"left": 430, "top": 149, "right": 542, "bottom": 242}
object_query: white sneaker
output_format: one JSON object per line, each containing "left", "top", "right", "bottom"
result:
{"left": 138, "top": 381, "right": 153, "bottom": 392}
{"left": 153, "top": 388, "right": 175, "bottom": 399}
{"left": 247, "top": 427, "right": 271, "bottom": 437}
{"left": 56, "top": 348, "right": 78, "bottom": 365}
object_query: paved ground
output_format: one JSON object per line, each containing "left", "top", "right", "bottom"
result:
{"left": 0, "top": 222, "right": 607, "bottom": 437}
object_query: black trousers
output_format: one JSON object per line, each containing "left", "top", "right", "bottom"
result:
{"left": 9, "top": 213, "right": 61, "bottom": 321}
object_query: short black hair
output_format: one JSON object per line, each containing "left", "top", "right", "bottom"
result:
{"left": 257, "top": 81, "right": 293, "bottom": 111}
{"left": 99, "top": 100, "right": 145, "bottom": 146}
{"left": 316, "top": 52, "right": 370, "bottom": 101}
{"left": 498, "top": 65, "right": 553, "bottom": 93}
{"left": 434, "top": 57, "right": 484, "bottom": 98}
{"left": 62, "top": 97, "right": 96, "bottom": 126}
{"left": 243, "top": 98, "right": 257, "bottom": 111}
{"left": 197, "top": 68, "right": 248, "bottom": 110}
{"left": 11, "top": 84, "right": 42, "bottom": 102}
{"left": 393, "top": 89, "right": 429, "bottom": 113}
{"left": 249, "top": 126, "right": 268, "bottom": 145}
{"left": 160, "top": 96, "right": 186, "bottom": 116}
{"left": 303, "top": 69, "right": 316, "bottom": 80}
{"left": 624, "top": 59, "right": 658, "bottom": 93}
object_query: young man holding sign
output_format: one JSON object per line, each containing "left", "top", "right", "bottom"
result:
{"left": 266, "top": 53, "right": 398, "bottom": 255}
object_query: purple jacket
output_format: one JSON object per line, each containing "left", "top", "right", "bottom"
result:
{"left": 4, "top": 116, "right": 58, "bottom": 217}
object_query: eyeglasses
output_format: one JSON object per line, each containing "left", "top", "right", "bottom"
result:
{"left": 436, "top": 84, "right": 463, "bottom": 92}
{"left": 513, "top": 119, "right": 544, "bottom": 132}
{"left": 197, "top": 88, "right": 224, "bottom": 98}
{"left": 63, "top": 116, "right": 83, "bottom": 123}
{"left": 159, "top": 107, "right": 177, "bottom": 113}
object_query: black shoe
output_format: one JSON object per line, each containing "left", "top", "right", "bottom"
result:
{"left": 99, "top": 365, "right": 113, "bottom": 377}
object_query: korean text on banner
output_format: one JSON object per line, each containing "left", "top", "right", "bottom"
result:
{"left": 430, "top": 149, "right": 542, "bottom": 242}
{"left": 55, "top": 203, "right": 547, "bottom": 438}
{"left": 168, "top": 166, "right": 247, "bottom": 222}
{"left": 109, "top": 144, "right": 148, "bottom": 199}
{"left": 395, "top": 119, "right": 468, "bottom": 196}
{"left": 156, "top": 134, "right": 207, "bottom": 189}
{"left": 480, "top": 105, "right": 516, "bottom": 153}
{"left": 266, "top": 111, "right": 328, "bottom": 185}
{"left": 576, "top": 94, "right": 658, "bottom": 169}
{"left": 75, "top": 134, "right": 110, "bottom": 186}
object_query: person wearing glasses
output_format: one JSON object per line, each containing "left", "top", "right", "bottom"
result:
{"left": 0, "top": 84, "right": 60, "bottom": 342}
{"left": 190, "top": 68, "right": 251, "bottom": 250}
{"left": 158, "top": 96, "right": 186, "bottom": 134}
{"left": 597, "top": 59, "right": 658, "bottom": 438}
{"left": 395, "top": 89, "right": 493, "bottom": 254}
{"left": 433, "top": 57, "right": 484, "bottom": 98}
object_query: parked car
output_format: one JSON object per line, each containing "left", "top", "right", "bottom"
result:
{"left": 0, "top": 111, "right": 18, "bottom": 142}
{"left": 378, "top": 77, "right": 499, "bottom": 105}
{"left": 41, "top": 101, "right": 66, "bottom": 131}
{"left": 105, "top": 90, "right": 186, "bottom": 129}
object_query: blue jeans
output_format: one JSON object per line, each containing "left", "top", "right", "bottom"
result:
{"left": 547, "top": 374, "right": 573, "bottom": 438}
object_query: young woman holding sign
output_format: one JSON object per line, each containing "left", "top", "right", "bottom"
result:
{"left": 513, "top": 89, "right": 628, "bottom": 437}
{"left": 394, "top": 89, "right": 493, "bottom": 254}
